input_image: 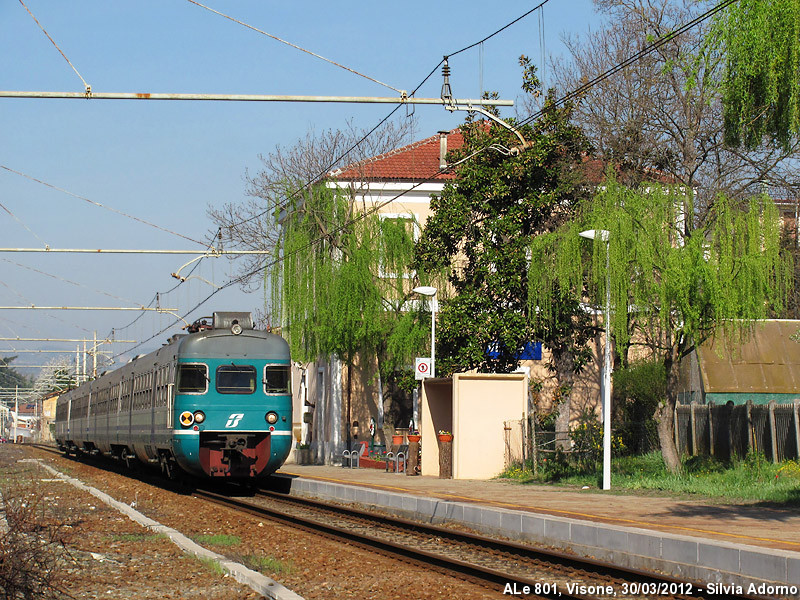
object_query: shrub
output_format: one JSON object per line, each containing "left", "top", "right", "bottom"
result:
{"left": 0, "top": 481, "right": 72, "bottom": 599}
{"left": 613, "top": 359, "right": 664, "bottom": 454}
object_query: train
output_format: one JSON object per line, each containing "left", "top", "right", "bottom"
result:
{"left": 54, "top": 312, "right": 292, "bottom": 481}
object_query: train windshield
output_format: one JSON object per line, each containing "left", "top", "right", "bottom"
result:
{"left": 264, "top": 365, "right": 290, "bottom": 394}
{"left": 216, "top": 364, "right": 256, "bottom": 394}
{"left": 177, "top": 364, "right": 208, "bottom": 394}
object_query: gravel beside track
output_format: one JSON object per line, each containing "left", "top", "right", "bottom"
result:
{"left": 3, "top": 445, "right": 505, "bottom": 599}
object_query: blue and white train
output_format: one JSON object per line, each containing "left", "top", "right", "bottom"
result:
{"left": 54, "top": 312, "right": 292, "bottom": 480}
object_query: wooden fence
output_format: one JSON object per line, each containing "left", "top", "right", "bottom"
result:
{"left": 675, "top": 401, "right": 800, "bottom": 463}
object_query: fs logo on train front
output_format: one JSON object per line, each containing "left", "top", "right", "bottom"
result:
{"left": 225, "top": 413, "right": 244, "bottom": 428}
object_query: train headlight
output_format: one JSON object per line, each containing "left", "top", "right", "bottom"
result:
{"left": 265, "top": 411, "right": 279, "bottom": 424}
{"left": 179, "top": 411, "right": 194, "bottom": 427}
{"left": 231, "top": 323, "right": 243, "bottom": 335}
{"left": 193, "top": 410, "right": 206, "bottom": 424}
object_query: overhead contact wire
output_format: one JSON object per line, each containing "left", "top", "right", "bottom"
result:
{"left": 0, "top": 201, "right": 49, "bottom": 247}
{"left": 184, "top": 0, "right": 405, "bottom": 95}
{"left": 518, "top": 0, "right": 737, "bottom": 128}
{"left": 119, "top": 2, "right": 562, "bottom": 351}
{"left": 18, "top": 0, "right": 90, "bottom": 90}
{"left": 1, "top": 258, "right": 141, "bottom": 306}
{"left": 0, "top": 165, "right": 207, "bottom": 246}
{"left": 448, "top": 0, "right": 554, "bottom": 58}
{"left": 113, "top": 1, "right": 601, "bottom": 352}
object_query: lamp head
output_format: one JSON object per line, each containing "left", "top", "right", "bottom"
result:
{"left": 579, "top": 229, "right": 610, "bottom": 242}
{"left": 412, "top": 286, "right": 437, "bottom": 296}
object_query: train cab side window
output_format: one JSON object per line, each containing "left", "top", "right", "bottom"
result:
{"left": 216, "top": 365, "right": 256, "bottom": 394}
{"left": 264, "top": 365, "right": 290, "bottom": 394}
{"left": 177, "top": 364, "right": 208, "bottom": 394}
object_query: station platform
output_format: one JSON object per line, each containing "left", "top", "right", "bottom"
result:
{"left": 276, "top": 464, "right": 800, "bottom": 592}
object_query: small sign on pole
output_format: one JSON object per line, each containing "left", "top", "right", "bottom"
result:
{"left": 415, "top": 357, "right": 431, "bottom": 380}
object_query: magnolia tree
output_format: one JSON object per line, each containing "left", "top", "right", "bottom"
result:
{"left": 528, "top": 177, "right": 791, "bottom": 473}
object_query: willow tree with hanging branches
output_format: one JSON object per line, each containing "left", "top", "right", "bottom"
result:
{"left": 716, "top": 0, "right": 800, "bottom": 150}
{"left": 271, "top": 182, "right": 433, "bottom": 441}
{"left": 528, "top": 177, "right": 791, "bottom": 473}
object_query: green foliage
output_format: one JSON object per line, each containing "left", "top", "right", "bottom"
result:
{"left": 528, "top": 174, "right": 791, "bottom": 473}
{"left": 195, "top": 556, "right": 226, "bottom": 576}
{"left": 717, "top": 0, "right": 800, "bottom": 149}
{"left": 415, "top": 62, "right": 593, "bottom": 375}
{"left": 530, "top": 176, "right": 790, "bottom": 357}
{"left": 570, "top": 410, "right": 627, "bottom": 471}
{"left": 272, "top": 184, "right": 432, "bottom": 375}
{"left": 613, "top": 360, "right": 664, "bottom": 454}
{"left": 239, "top": 554, "right": 295, "bottom": 575}
{"left": 501, "top": 452, "right": 800, "bottom": 504}
{"left": 192, "top": 534, "right": 241, "bottom": 547}
{"left": 0, "top": 356, "right": 32, "bottom": 390}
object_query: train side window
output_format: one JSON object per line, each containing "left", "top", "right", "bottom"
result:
{"left": 177, "top": 364, "right": 208, "bottom": 394}
{"left": 264, "top": 365, "right": 290, "bottom": 394}
{"left": 216, "top": 365, "right": 256, "bottom": 394}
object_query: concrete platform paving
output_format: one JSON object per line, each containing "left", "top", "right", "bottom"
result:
{"left": 277, "top": 465, "right": 800, "bottom": 594}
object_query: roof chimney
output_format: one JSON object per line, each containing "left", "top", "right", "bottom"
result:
{"left": 438, "top": 131, "right": 448, "bottom": 170}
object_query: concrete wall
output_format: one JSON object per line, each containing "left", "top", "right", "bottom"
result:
{"left": 421, "top": 373, "right": 528, "bottom": 479}
{"left": 420, "top": 379, "right": 452, "bottom": 477}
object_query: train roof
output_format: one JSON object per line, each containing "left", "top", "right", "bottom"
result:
{"left": 57, "top": 313, "right": 289, "bottom": 401}
{"left": 177, "top": 327, "right": 289, "bottom": 360}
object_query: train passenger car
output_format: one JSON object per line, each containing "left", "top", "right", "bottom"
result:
{"left": 54, "top": 312, "right": 292, "bottom": 480}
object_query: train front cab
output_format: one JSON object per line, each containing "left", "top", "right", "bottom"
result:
{"left": 170, "top": 331, "right": 292, "bottom": 479}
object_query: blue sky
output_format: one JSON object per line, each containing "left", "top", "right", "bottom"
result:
{"left": 0, "top": 0, "right": 600, "bottom": 377}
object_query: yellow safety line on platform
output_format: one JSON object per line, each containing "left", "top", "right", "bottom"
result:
{"left": 280, "top": 470, "right": 800, "bottom": 550}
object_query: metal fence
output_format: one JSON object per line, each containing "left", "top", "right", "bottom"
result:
{"left": 676, "top": 401, "right": 800, "bottom": 463}
{"left": 503, "top": 418, "right": 600, "bottom": 468}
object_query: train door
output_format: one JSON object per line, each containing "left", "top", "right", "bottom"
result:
{"left": 149, "top": 368, "right": 157, "bottom": 453}
{"left": 66, "top": 395, "right": 72, "bottom": 441}
{"left": 124, "top": 377, "right": 132, "bottom": 443}
{"left": 166, "top": 362, "right": 175, "bottom": 428}
{"left": 86, "top": 387, "right": 92, "bottom": 446}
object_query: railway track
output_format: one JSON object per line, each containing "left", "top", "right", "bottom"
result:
{"left": 194, "top": 486, "right": 772, "bottom": 600}
{"left": 28, "top": 444, "right": 779, "bottom": 600}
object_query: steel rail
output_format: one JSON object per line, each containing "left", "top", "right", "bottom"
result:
{"left": 190, "top": 487, "right": 770, "bottom": 600}
{"left": 26, "top": 445, "right": 774, "bottom": 600}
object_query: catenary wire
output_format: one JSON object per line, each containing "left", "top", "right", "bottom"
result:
{"left": 222, "top": 2, "right": 551, "bottom": 232}
{"left": 115, "top": 0, "right": 731, "bottom": 353}
{"left": 0, "top": 165, "right": 208, "bottom": 246}
{"left": 184, "top": 0, "right": 405, "bottom": 95}
{"left": 0, "top": 201, "right": 49, "bottom": 247}
{"left": 447, "top": 0, "right": 554, "bottom": 59}
{"left": 517, "top": 0, "right": 737, "bottom": 128}
{"left": 18, "top": 0, "right": 89, "bottom": 90}
{"left": 1, "top": 258, "right": 141, "bottom": 306}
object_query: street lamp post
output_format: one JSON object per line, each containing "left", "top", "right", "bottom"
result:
{"left": 579, "top": 229, "right": 612, "bottom": 490}
{"left": 412, "top": 286, "right": 438, "bottom": 378}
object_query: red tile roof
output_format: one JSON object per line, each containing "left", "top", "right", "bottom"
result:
{"left": 331, "top": 125, "right": 673, "bottom": 187}
{"left": 331, "top": 128, "right": 464, "bottom": 182}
